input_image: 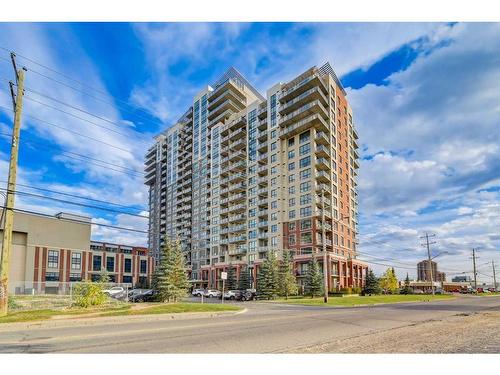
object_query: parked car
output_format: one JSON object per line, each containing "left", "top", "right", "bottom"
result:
{"left": 192, "top": 288, "right": 206, "bottom": 297}
{"left": 488, "top": 288, "right": 496, "bottom": 292}
{"left": 477, "top": 287, "right": 484, "bottom": 293}
{"left": 103, "top": 286, "right": 125, "bottom": 298}
{"left": 221, "top": 290, "right": 242, "bottom": 300}
{"left": 130, "top": 289, "right": 158, "bottom": 302}
{"left": 412, "top": 289, "right": 424, "bottom": 294}
{"left": 204, "top": 289, "right": 221, "bottom": 298}
{"left": 240, "top": 290, "right": 256, "bottom": 301}
{"left": 434, "top": 288, "right": 446, "bottom": 295}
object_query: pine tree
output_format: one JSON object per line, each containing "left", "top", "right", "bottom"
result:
{"left": 155, "top": 239, "right": 189, "bottom": 302}
{"left": 278, "top": 250, "right": 298, "bottom": 299}
{"left": 238, "top": 266, "right": 251, "bottom": 290}
{"left": 401, "top": 273, "right": 412, "bottom": 295}
{"left": 363, "top": 269, "right": 381, "bottom": 295}
{"left": 256, "top": 251, "right": 280, "bottom": 300}
{"left": 226, "top": 265, "right": 238, "bottom": 291}
{"left": 305, "top": 257, "right": 323, "bottom": 298}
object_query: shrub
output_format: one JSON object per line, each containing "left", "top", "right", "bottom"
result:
{"left": 352, "top": 287, "right": 362, "bottom": 294}
{"left": 8, "top": 296, "right": 19, "bottom": 310}
{"left": 72, "top": 281, "right": 107, "bottom": 308}
{"left": 339, "top": 287, "right": 352, "bottom": 295}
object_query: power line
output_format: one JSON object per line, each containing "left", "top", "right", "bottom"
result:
{"left": 0, "top": 181, "right": 146, "bottom": 212}
{"left": 0, "top": 104, "right": 131, "bottom": 153}
{"left": 0, "top": 47, "right": 164, "bottom": 127}
{"left": 0, "top": 187, "right": 148, "bottom": 219}
{"left": 0, "top": 205, "right": 148, "bottom": 234}
{"left": 0, "top": 131, "right": 144, "bottom": 177}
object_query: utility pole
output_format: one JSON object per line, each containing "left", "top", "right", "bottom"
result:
{"left": 420, "top": 233, "right": 436, "bottom": 295}
{"left": 0, "top": 53, "right": 26, "bottom": 317}
{"left": 321, "top": 189, "right": 328, "bottom": 303}
{"left": 472, "top": 249, "right": 478, "bottom": 294}
{"left": 492, "top": 260, "right": 497, "bottom": 292}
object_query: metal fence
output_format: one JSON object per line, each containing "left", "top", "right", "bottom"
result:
{"left": 8, "top": 281, "right": 132, "bottom": 311}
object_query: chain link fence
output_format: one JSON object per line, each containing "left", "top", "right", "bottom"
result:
{"left": 8, "top": 281, "right": 131, "bottom": 311}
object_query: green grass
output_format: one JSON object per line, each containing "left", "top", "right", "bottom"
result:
{"left": 99, "top": 303, "right": 241, "bottom": 317}
{"left": 272, "top": 294, "right": 455, "bottom": 307}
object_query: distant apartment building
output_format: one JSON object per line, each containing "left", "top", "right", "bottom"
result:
{"left": 417, "top": 260, "right": 445, "bottom": 282}
{"left": 0, "top": 209, "right": 153, "bottom": 294}
{"left": 145, "top": 63, "right": 366, "bottom": 292}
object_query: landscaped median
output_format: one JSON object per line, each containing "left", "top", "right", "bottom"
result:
{"left": 270, "top": 294, "right": 455, "bottom": 307}
{"left": 0, "top": 303, "right": 241, "bottom": 324}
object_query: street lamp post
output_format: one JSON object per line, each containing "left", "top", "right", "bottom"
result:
{"left": 321, "top": 189, "right": 328, "bottom": 303}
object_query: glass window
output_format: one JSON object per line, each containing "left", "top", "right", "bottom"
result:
{"left": 300, "top": 181, "right": 311, "bottom": 193}
{"left": 299, "top": 143, "right": 310, "bottom": 156}
{"left": 301, "top": 232, "right": 312, "bottom": 243}
{"left": 288, "top": 150, "right": 295, "bottom": 159}
{"left": 300, "top": 168, "right": 311, "bottom": 180}
{"left": 288, "top": 162, "right": 295, "bottom": 171}
{"left": 124, "top": 258, "right": 132, "bottom": 273}
{"left": 288, "top": 174, "right": 295, "bottom": 183}
{"left": 299, "top": 156, "right": 311, "bottom": 168}
{"left": 288, "top": 234, "right": 296, "bottom": 245}
{"left": 271, "top": 201, "right": 277, "bottom": 209}
{"left": 289, "top": 198, "right": 295, "bottom": 207}
{"left": 288, "top": 138, "right": 295, "bottom": 147}
{"left": 140, "top": 260, "right": 147, "bottom": 274}
{"left": 45, "top": 272, "right": 59, "bottom": 281}
{"left": 69, "top": 273, "right": 81, "bottom": 282}
{"left": 48, "top": 250, "right": 59, "bottom": 268}
{"left": 288, "top": 222, "right": 296, "bottom": 231}
{"left": 289, "top": 210, "right": 296, "bottom": 219}
{"left": 300, "top": 194, "right": 311, "bottom": 205}
{"left": 300, "top": 206, "right": 312, "bottom": 217}
{"left": 93, "top": 255, "right": 102, "bottom": 271}
{"left": 301, "top": 219, "right": 312, "bottom": 230}
{"left": 271, "top": 224, "right": 277, "bottom": 233}
{"left": 299, "top": 130, "right": 310, "bottom": 144}
{"left": 106, "top": 257, "right": 115, "bottom": 272}
{"left": 271, "top": 154, "right": 277, "bottom": 163}
{"left": 71, "top": 252, "right": 81, "bottom": 270}
{"left": 271, "top": 142, "right": 277, "bottom": 151}
{"left": 288, "top": 186, "right": 295, "bottom": 194}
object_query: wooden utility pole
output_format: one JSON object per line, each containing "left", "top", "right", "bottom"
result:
{"left": 0, "top": 53, "right": 25, "bottom": 316}
{"left": 472, "top": 249, "right": 478, "bottom": 294}
{"left": 492, "top": 260, "right": 497, "bottom": 292}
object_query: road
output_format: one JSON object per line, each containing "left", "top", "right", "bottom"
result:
{"left": 0, "top": 296, "right": 499, "bottom": 353}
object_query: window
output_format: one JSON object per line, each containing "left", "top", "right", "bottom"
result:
{"left": 299, "top": 130, "right": 310, "bottom": 143}
{"left": 299, "top": 143, "right": 310, "bottom": 156}
{"left": 300, "top": 206, "right": 312, "bottom": 217}
{"left": 300, "top": 194, "right": 311, "bottom": 205}
{"left": 299, "top": 156, "right": 311, "bottom": 168}
{"left": 271, "top": 213, "right": 277, "bottom": 221}
{"left": 71, "top": 252, "right": 81, "bottom": 270}
{"left": 140, "top": 260, "right": 147, "bottom": 274}
{"left": 271, "top": 166, "right": 277, "bottom": 174}
{"left": 93, "top": 255, "right": 102, "bottom": 271}
{"left": 289, "top": 210, "right": 296, "bottom": 219}
{"left": 288, "top": 138, "right": 295, "bottom": 147}
{"left": 288, "top": 150, "right": 295, "bottom": 159}
{"left": 288, "top": 174, "right": 295, "bottom": 183}
{"left": 301, "top": 219, "right": 312, "bottom": 230}
{"left": 289, "top": 198, "right": 295, "bottom": 207}
{"left": 271, "top": 224, "right": 277, "bottom": 233}
{"left": 300, "top": 168, "right": 311, "bottom": 180}
{"left": 124, "top": 258, "right": 132, "bottom": 273}
{"left": 271, "top": 237, "right": 278, "bottom": 246}
{"left": 271, "top": 154, "right": 277, "bottom": 163}
{"left": 271, "top": 177, "right": 277, "bottom": 186}
{"left": 288, "top": 234, "right": 296, "bottom": 245}
{"left": 271, "top": 189, "right": 277, "bottom": 198}
{"left": 69, "top": 273, "right": 81, "bottom": 282}
{"left": 288, "top": 222, "right": 296, "bottom": 231}
{"left": 288, "top": 186, "right": 295, "bottom": 194}
{"left": 300, "top": 181, "right": 311, "bottom": 193}
{"left": 271, "top": 142, "right": 277, "bottom": 151}
{"left": 271, "top": 201, "right": 277, "bottom": 209}
{"left": 123, "top": 275, "right": 133, "bottom": 284}
{"left": 106, "top": 257, "right": 115, "bottom": 272}
{"left": 48, "top": 250, "right": 59, "bottom": 268}
{"left": 300, "top": 232, "right": 312, "bottom": 244}
{"left": 288, "top": 162, "right": 295, "bottom": 171}
{"left": 45, "top": 272, "right": 59, "bottom": 281}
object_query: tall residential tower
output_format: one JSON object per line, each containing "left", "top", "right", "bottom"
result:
{"left": 145, "top": 63, "right": 366, "bottom": 291}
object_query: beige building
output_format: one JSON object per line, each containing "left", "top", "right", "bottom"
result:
{"left": 145, "top": 63, "right": 366, "bottom": 292}
{"left": 0, "top": 209, "right": 153, "bottom": 294}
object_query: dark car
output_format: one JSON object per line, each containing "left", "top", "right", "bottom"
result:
{"left": 240, "top": 290, "right": 256, "bottom": 301}
{"left": 130, "top": 289, "right": 159, "bottom": 302}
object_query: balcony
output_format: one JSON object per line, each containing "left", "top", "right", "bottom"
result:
{"left": 258, "top": 198, "right": 268, "bottom": 207}
{"left": 228, "top": 213, "right": 246, "bottom": 223}
{"left": 280, "top": 100, "right": 328, "bottom": 128}
{"left": 229, "top": 182, "right": 246, "bottom": 193}
{"left": 229, "top": 127, "right": 246, "bottom": 141}
{"left": 209, "top": 109, "right": 233, "bottom": 128}
{"left": 279, "top": 86, "right": 329, "bottom": 116}
{"left": 258, "top": 209, "right": 269, "bottom": 217}
{"left": 257, "top": 187, "right": 268, "bottom": 197}
{"left": 229, "top": 138, "right": 246, "bottom": 150}
{"left": 316, "top": 157, "right": 330, "bottom": 170}
{"left": 279, "top": 72, "right": 328, "bottom": 103}
{"left": 228, "top": 172, "right": 246, "bottom": 183}
{"left": 315, "top": 144, "right": 330, "bottom": 158}
{"left": 257, "top": 165, "right": 268, "bottom": 176}
{"left": 257, "top": 117, "right": 268, "bottom": 131}
{"left": 257, "top": 153, "right": 268, "bottom": 164}
{"left": 258, "top": 232, "right": 268, "bottom": 240}
{"left": 229, "top": 192, "right": 246, "bottom": 203}
{"left": 208, "top": 88, "right": 246, "bottom": 111}
{"left": 257, "top": 129, "right": 268, "bottom": 142}
{"left": 228, "top": 203, "right": 247, "bottom": 214}
{"left": 258, "top": 220, "right": 268, "bottom": 228}
{"left": 315, "top": 131, "right": 329, "bottom": 146}
{"left": 209, "top": 78, "right": 247, "bottom": 104}
{"left": 279, "top": 113, "right": 329, "bottom": 139}
{"left": 257, "top": 141, "right": 268, "bottom": 152}
{"left": 257, "top": 103, "right": 267, "bottom": 119}
{"left": 228, "top": 150, "right": 246, "bottom": 163}
{"left": 229, "top": 235, "right": 247, "bottom": 244}
{"left": 316, "top": 170, "right": 331, "bottom": 183}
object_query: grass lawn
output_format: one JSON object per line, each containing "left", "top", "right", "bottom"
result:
{"left": 272, "top": 294, "right": 455, "bottom": 307}
{"left": 99, "top": 303, "right": 241, "bottom": 317}
{"left": 0, "top": 303, "right": 240, "bottom": 324}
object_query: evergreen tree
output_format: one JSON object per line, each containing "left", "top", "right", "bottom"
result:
{"left": 226, "top": 265, "right": 238, "bottom": 291}
{"left": 304, "top": 257, "right": 323, "bottom": 298}
{"left": 278, "top": 250, "right": 298, "bottom": 299}
{"left": 155, "top": 239, "right": 189, "bottom": 302}
{"left": 363, "top": 269, "right": 381, "bottom": 295}
{"left": 401, "top": 273, "right": 412, "bottom": 295}
{"left": 379, "top": 267, "right": 399, "bottom": 294}
{"left": 238, "top": 266, "right": 251, "bottom": 290}
{"left": 256, "top": 251, "right": 280, "bottom": 300}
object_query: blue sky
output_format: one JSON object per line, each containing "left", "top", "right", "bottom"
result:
{"left": 0, "top": 22, "right": 498, "bottom": 282}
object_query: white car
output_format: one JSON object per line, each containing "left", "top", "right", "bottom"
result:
{"left": 204, "top": 289, "right": 221, "bottom": 298}
{"left": 103, "top": 286, "right": 125, "bottom": 297}
{"left": 192, "top": 288, "right": 206, "bottom": 297}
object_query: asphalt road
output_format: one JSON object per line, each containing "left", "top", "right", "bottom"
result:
{"left": 0, "top": 296, "right": 499, "bottom": 353}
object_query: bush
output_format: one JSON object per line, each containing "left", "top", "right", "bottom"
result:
{"left": 72, "top": 281, "right": 107, "bottom": 308}
{"left": 8, "top": 296, "right": 19, "bottom": 310}
{"left": 352, "top": 287, "right": 362, "bottom": 294}
{"left": 339, "top": 287, "right": 352, "bottom": 295}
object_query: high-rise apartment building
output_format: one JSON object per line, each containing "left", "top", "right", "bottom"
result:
{"left": 145, "top": 63, "right": 367, "bottom": 291}
{"left": 417, "top": 260, "right": 445, "bottom": 282}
